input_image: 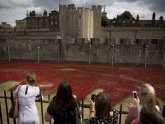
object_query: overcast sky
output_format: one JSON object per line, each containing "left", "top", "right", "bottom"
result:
{"left": 0, "top": 0, "right": 165, "bottom": 26}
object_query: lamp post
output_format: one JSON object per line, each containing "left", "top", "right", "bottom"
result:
{"left": 37, "top": 46, "right": 40, "bottom": 63}
{"left": 137, "top": 49, "right": 141, "bottom": 65}
{"left": 89, "top": 43, "right": 92, "bottom": 64}
{"left": 7, "top": 46, "right": 10, "bottom": 62}
{"left": 163, "top": 51, "right": 165, "bottom": 69}
{"left": 163, "top": 37, "right": 165, "bottom": 69}
{"left": 144, "top": 45, "right": 148, "bottom": 68}
{"left": 112, "top": 44, "right": 115, "bottom": 66}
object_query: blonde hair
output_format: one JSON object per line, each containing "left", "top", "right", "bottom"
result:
{"left": 140, "top": 83, "right": 156, "bottom": 108}
{"left": 26, "top": 72, "right": 36, "bottom": 84}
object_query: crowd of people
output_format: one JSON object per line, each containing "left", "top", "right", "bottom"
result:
{"left": 13, "top": 72, "right": 165, "bottom": 124}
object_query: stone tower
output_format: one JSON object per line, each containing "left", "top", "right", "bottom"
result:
{"left": 59, "top": 4, "right": 101, "bottom": 39}
{"left": 92, "top": 5, "right": 102, "bottom": 38}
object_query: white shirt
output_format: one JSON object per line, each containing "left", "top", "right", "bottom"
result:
{"left": 14, "top": 85, "right": 41, "bottom": 124}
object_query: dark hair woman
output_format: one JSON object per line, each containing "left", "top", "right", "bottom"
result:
{"left": 44, "top": 81, "right": 79, "bottom": 124}
{"left": 89, "top": 92, "right": 118, "bottom": 124}
{"left": 140, "top": 105, "right": 165, "bottom": 124}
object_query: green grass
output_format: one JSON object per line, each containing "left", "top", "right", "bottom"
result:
{"left": 0, "top": 81, "right": 18, "bottom": 93}
{"left": 60, "top": 68, "right": 76, "bottom": 71}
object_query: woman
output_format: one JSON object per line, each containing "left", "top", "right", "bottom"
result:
{"left": 89, "top": 92, "right": 118, "bottom": 124}
{"left": 14, "top": 72, "right": 41, "bottom": 124}
{"left": 140, "top": 105, "right": 165, "bottom": 124}
{"left": 44, "top": 81, "right": 80, "bottom": 124}
{"left": 125, "top": 83, "right": 160, "bottom": 124}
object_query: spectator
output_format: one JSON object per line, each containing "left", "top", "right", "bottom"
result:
{"left": 89, "top": 92, "right": 118, "bottom": 124}
{"left": 125, "top": 83, "right": 160, "bottom": 124}
{"left": 162, "top": 105, "right": 165, "bottom": 118}
{"left": 44, "top": 81, "right": 80, "bottom": 124}
{"left": 140, "top": 105, "right": 165, "bottom": 124}
{"left": 14, "top": 72, "right": 41, "bottom": 124}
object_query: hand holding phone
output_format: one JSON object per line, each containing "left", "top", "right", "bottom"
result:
{"left": 132, "top": 91, "right": 137, "bottom": 99}
{"left": 91, "top": 94, "right": 96, "bottom": 102}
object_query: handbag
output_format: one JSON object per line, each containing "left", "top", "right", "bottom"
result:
{"left": 9, "top": 86, "right": 21, "bottom": 118}
{"left": 75, "top": 101, "right": 85, "bottom": 124}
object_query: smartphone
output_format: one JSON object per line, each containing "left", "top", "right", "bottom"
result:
{"left": 91, "top": 94, "right": 96, "bottom": 102}
{"left": 132, "top": 91, "right": 137, "bottom": 98}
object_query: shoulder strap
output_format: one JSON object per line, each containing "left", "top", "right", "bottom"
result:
{"left": 16, "top": 85, "right": 21, "bottom": 97}
{"left": 25, "top": 86, "right": 29, "bottom": 95}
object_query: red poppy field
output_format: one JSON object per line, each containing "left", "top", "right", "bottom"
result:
{"left": 0, "top": 61, "right": 165, "bottom": 106}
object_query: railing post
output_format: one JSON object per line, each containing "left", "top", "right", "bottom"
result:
{"left": 119, "top": 104, "right": 122, "bottom": 124}
{"left": 0, "top": 98, "right": 3, "bottom": 124}
{"left": 81, "top": 97, "right": 84, "bottom": 119}
{"left": 48, "top": 94, "right": 51, "bottom": 124}
{"left": 10, "top": 90, "right": 16, "bottom": 124}
{"left": 4, "top": 90, "right": 10, "bottom": 124}
{"left": 40, "top": 95, "right": 44, "bottom": 124}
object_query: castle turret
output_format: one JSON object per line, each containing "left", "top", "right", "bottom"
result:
{"left": 159, "top": 16, "right": 163, "bottom": 27}
{"left": 152, "top": 12, "right": 156, "bottom": 26}
{"left": 102, "top": 5, "right": 107, "bottom": 17}
{"left": 59, "top": 4, "right": 101, "bottom": 39}
{"left": 43, "top": 9, "right": 47, "bottom": 17}
{"left": 136, "top": 14, "right": 139, "bottom": 21}
{"left": 159, "top": 16, "right": 163, "bottom": 21}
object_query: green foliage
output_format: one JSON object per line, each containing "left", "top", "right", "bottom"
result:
{"left": 117, "top": 11, "right": 135, "bottom": 20}
{"left": 101, "top": 15, "right": 108, "bottom": 27}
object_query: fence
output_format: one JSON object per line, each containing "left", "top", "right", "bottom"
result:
{"left": 0, "top": 90, "right": 128, "bottom": 124}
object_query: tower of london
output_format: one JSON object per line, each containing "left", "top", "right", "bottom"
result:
{"left": 0, "top": 4, "right": 165, "bottom": 65}
{"left": 59, "top": 4, "right": 101, "bottom": 39}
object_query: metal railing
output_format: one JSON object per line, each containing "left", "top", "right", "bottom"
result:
{"left": 0, "top": 90, "right": 128, "bottom": 124}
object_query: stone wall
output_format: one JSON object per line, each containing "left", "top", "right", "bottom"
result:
{"left": 0, "top": 37, "right": 164, "bottom": 66}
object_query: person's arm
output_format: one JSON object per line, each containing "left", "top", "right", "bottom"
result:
{"left": 35, "top": 86, "right": 44, "bottom": 100}
{"left": 13, "top": 85, "right": 21, "bottom": 99}
{"left": 125, "top": 103, "right": 138, "bottom": 124}
{"left": 89, "top": 99, "right": 96, "bottom": 118}
{"left": 44, "top": 100, "right": 53, "bottom": 122}
{"left": 44, "top": 110, "right": 53, "bottom": 122}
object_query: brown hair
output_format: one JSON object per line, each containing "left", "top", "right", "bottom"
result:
{"left": 95, "top": 92, "right": 112, "bottom": 120}
{"left": 26, "top": 72, "right": 36, "bottom": 84}
{"left": 140, "top": 105, "right": 165, "bottom": 124}
{"left": 50, "top": 81, "right": 76, "bottom": 110}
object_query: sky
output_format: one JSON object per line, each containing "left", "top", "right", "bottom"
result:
{"left": 0, "top": 0, "right": 165, "bottom": 26}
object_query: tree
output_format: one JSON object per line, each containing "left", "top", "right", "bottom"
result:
{"left": 101, "top": 15, "right": 108, "bottom": 27}
{"left": 117, "top": 11, "right": 135, "bottom": 20}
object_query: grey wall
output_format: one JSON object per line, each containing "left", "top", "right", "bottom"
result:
{"left": 0, "top": 38, "right": 164, "bottom": 66}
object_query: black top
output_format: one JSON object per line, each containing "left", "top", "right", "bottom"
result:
{"left": 47, "top": 99, "right": 77, "bottom": 124}
{"left": 89, "top": 108, "right": 119, "bottom": 124}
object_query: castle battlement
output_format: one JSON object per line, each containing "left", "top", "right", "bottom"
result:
{"left": 92, "top": 5, "right": 102, "bottom": 11}
{"left": 59, "top": 5, "right": 66, "bottom": 8}
{"left": 67, "top": 4, "right": 76, "bottom": 9}
{"left": 77, "top": 7, "right": 84, "bottom": 10}
{"left": 101, "top": 26, "right": 165, "bottom": 31}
